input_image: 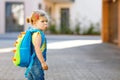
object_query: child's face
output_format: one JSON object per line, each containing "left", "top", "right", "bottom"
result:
{"left": 36, "top": 16, "right": 48, "bottom": 31}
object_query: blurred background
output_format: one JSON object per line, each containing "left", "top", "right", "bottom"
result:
{"left": 0, "top": 0, "right": 120, "bottom": 46}
{"left": 0, "top": 0, "right": 101, "bottom": 35}
{"left": 1, "top": 0, "right": 120, "bottom": 80}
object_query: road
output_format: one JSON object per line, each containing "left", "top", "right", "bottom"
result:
{"left": 1, "top": 34, "right": 120, "bottom": 80}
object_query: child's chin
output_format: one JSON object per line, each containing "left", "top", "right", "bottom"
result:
{"left": 45, "top": 27, "right": 47, "bottom": 30}
{"left": 44, "top": 28, "right": 48, "bottom": 31}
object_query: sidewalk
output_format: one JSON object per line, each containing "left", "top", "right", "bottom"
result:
{"left": 1, "top": 34, "right": 120, "bottom": 80}
{"left": 0, "top": 33, "right": 19, "bottom": 40}
{"left": 0, "top": 32, "right": 101, "bottom": 41}
{"left": 1, "top": 41, "right": 120, "bottom": 80}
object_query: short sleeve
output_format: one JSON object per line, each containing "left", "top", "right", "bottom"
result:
{"left": 32, "top": 32, "right": 41, "bottom": 46}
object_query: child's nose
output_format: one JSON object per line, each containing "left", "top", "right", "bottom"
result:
{"left": 44, "top": 21, "right": 48, "bottom": 25}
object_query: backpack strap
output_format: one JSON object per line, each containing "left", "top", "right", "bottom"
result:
{"left": 25, "top": 52, "right": 35, "bottom": 77}
{"left": 25, "top": 28, "right": 46, "bottom": 78}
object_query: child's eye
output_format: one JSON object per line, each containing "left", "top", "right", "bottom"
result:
{"left": 41, "top": 21, "right": 44, "bottom": 23}
{"left": 41, "top": 20, "right": 48, "bottom": 23}
{"left": 45, "top": 20, "right": 48, "bottom": 22}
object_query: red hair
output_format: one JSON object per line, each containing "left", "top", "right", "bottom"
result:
{"left": 26, "top": 10, "right": 49, "bottom": 25}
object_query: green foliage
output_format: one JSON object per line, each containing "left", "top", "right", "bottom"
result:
{"left": 48, "top": 24, "right": 58, "bottom": 34}
{"left": 48, "top": 21, "right": 100, "bottom": 35}
{"left": 83, "top": 23, "right": 100, "bottom": 35}
{"left": 60, "top": 26, "right": 73, "bottom": 34}
{"left": 75, "top": 23, "right": 80, "bottom": 35}
{"left": 85, "top": 23, "right": 94, "bottom": 34}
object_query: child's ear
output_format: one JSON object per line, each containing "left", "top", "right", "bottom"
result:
{"left": 33, "top": 21, "right": 37, "bottom": 26}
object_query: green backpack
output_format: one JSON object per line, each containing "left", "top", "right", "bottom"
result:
{"left": 12, "top": 28, "right": 46, "bottom": 67}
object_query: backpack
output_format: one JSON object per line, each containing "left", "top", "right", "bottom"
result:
{"left": 12, "top": 27, "right": 46, "bottom": 67}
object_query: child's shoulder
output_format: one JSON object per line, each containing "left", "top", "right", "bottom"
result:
{"left": 32, "top": 32, "right": 41, "bottom": 39}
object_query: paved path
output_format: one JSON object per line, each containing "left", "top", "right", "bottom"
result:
{"left": 1, "top": 34, "right": 120, "bottom": 80}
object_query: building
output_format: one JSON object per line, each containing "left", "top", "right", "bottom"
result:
{"left": 0, "top": 0, "right": 102, "bottom": 34}
{"left": 0, "top": 0, "right": 75, "bottom": 33}
{"left": 102, "top": 0, "right": 120, "bottom": 47}
{"left": 0, "top": 0, "right": 45, "bottom": 33}
{"left": 43, "top": 0, "right": 75, "bottom": 33}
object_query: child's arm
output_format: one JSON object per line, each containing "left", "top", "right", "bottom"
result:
{"left": 32, "top": 32, "right": 48, "bottom": 70}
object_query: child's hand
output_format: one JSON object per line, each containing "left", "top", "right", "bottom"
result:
{"left": 41, "top": 62, "right": 48, "bottom": 70}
